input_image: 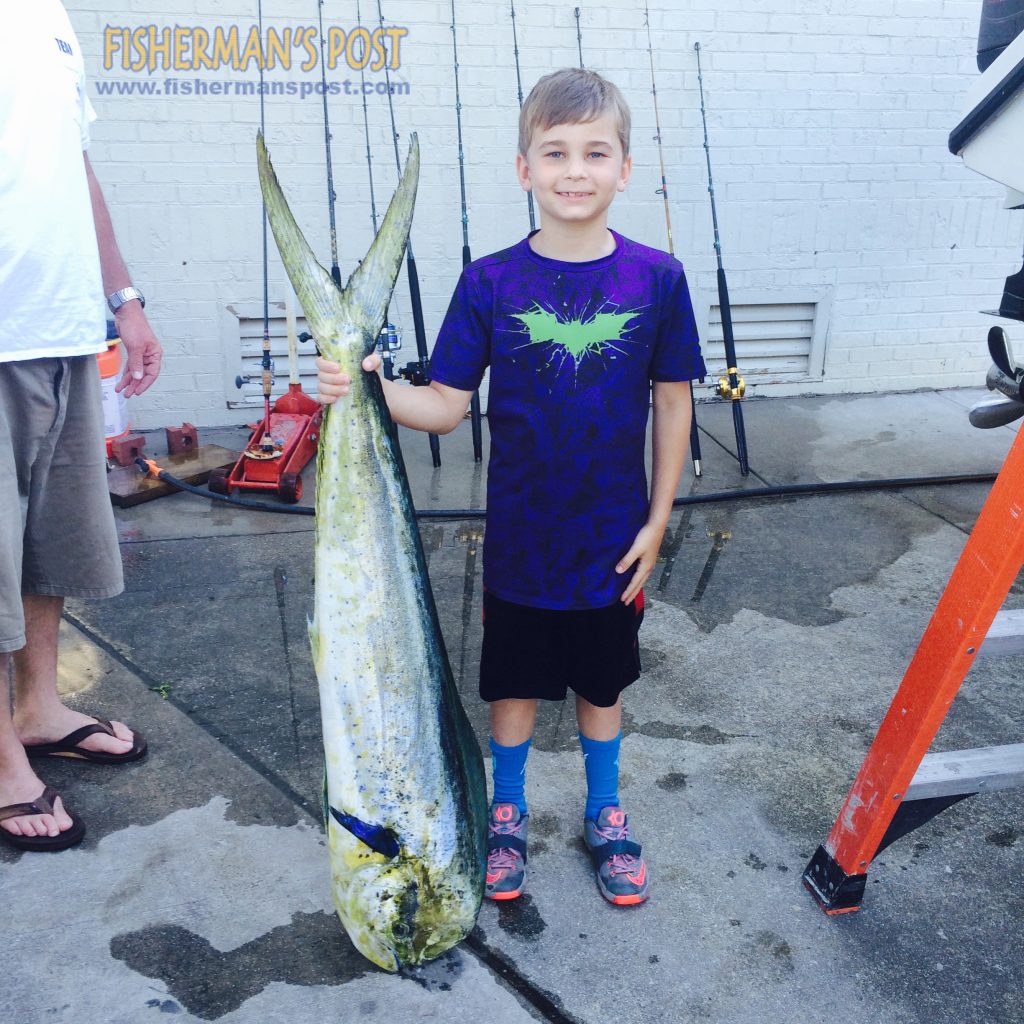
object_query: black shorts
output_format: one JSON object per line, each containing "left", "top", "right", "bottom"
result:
{"left": 479, "top": 589, "right": 645, "bottom": 708}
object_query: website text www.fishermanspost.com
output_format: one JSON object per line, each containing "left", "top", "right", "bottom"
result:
{"left": 93, "top": 78, "right": 411, "bottom": 99}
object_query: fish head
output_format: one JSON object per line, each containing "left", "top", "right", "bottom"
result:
{"left": 336, "top": 856, "right": 477, "bottom": 971}
{"left": 257, "top": 130, "right": 418, "bottom": 369}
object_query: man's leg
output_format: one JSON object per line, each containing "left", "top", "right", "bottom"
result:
{"left": 12, "top": 594, "right": 133, "bottom": 754}
{"left": 0, "top": 651, "right": 72, "bottom": 838}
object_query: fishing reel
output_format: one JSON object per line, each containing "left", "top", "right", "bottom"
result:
{"left": 969, "top": 326, "right": 1024, "bottom": 427}
{"left": 397, "top": 360, "right": 432, "bottom": 388}
{"left": 717, "top": 368, "right": 746, "bottom": 401}
{"left": 376, "top": 322, "right": 403, "bottom": 381}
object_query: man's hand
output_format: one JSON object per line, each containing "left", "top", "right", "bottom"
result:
{"left": 114, "top": 305, "right": 162, "bottom": 397}
{"left": 316, "top": 353, "right": 381, "bottom": 405}
{"left": 615, "top": 521, "right": 666, "bottom": 604}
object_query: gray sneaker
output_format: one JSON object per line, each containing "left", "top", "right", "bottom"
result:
{"left": 583, "top": 806, "right": 650, "bottom": 905}
{"left": 485, "top": 803, "right": 528, "bottom": 900}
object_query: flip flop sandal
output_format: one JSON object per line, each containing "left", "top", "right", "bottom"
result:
{"left": 24, "top": 718, "right": 147, "bottom": 765}
{"left": 0, "top": 786, "right": 85, "bottom": 852}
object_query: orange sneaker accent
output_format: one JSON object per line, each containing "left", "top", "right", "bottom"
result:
{"left": 485, "top": 888, "right": 522, "bottom": 901}
{"left": 625, "top": 862, "right": 647, "bottom": 887}
{"left": 610, "top": 891, "right": 648, "bottom": 906}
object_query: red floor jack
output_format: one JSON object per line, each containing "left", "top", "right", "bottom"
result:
{"left": 209, "top": 293, "right": 322, "bottom": 504}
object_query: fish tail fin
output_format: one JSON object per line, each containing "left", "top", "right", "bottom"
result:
{"left": 257, "top": 131, "right": 419, "bottom": 364}
{"left": 338, "top": 135, "right": 419, "bottom": 359}
{"left": 257, "top": 131, "right": 346, "bottom": 361}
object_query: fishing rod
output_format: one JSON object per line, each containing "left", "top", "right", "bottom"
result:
{"left": 376, "top": 0, "right": 442, "bottom": 468}
{"left": 316, "top": 0, "right": 342, "bottom": 286}
{"left": 509, "top": 0, "right": 536, "bottom": 231}
{"left": 354, "top": 0, "right": 404, "bottom": 386}
{"left": 574, "top": 7, "right": 584, "bottom": 68}
{"left": 695, "top": 41, "right": 750, "bottom": 477}
{"left": 450, "top": 0, "right": 484, "bottom": 463}
{"left": 643, "top": 3, "right": 703, "bottom": 478}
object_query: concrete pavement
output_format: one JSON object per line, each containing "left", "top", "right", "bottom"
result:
{"left": 2, "top": 387, "right": 1023, "bottom": 1024}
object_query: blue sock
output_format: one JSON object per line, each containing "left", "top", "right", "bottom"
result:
{"left": 579, "top": 731, "right": 621, "bottom": 821}
{"left": 489, "top": 736, "right": 531, "bottom": 815}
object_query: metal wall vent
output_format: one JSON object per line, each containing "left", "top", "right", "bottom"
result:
{"left": 225, "top": 303, "right": 319, "bottom": 408}
{"left": 700, "top": 293, "right": 831, "bottom": 384}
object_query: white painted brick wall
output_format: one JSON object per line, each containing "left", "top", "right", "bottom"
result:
{"left": 62, "top": 0, "right": 1023, "bottom": 426}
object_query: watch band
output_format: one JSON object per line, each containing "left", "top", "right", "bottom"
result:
{"left": 107, "top": 286, "right": 145, "bottom": 313}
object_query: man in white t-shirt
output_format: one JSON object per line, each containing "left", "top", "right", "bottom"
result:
{"left": 0, "top": 2, "right": 163, "bottom": 851}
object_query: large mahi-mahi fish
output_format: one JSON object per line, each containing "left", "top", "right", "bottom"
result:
{"left": 257, "top": 132, "right": 488, "bottom": 971}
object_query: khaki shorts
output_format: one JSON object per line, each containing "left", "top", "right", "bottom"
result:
{"left": 0, "top": 355, "right": 123, "bottom": 653}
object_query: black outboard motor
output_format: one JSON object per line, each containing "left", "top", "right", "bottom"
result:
{"left": 978, "top": 0, "right": 1024, "bottom": 70}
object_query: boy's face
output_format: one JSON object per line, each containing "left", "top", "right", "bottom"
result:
{"left": 516, "top": 112, "right": 632, "bottom": 230}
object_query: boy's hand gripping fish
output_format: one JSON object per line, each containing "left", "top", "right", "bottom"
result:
{"left": 257, "top": 132, "right": 488, "bottom": 971}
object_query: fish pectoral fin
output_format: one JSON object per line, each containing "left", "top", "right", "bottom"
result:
{"left": 329, "top": 806, "right": 401, "bottom": 859}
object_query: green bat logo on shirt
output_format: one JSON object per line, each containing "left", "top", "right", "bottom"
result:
{"left": 510, "top": 303, "right": 641, "bottom": 370}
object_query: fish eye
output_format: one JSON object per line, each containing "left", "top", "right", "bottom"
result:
{"left": 392, "top": 920, "right": 412, "bottom": 938}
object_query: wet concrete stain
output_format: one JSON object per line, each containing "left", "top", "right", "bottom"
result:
{"left": 744, "top": 852, "right": 767, "bottom": 871}
{"left": 638, "top": 645, "right": 667, "bottom": 671}
{"left": 654, "top": 492, "right": 924, "bottom": 634}
{"left": 656, "top": 771, "right": 688, "bottom": 791}
{"left": 752, "top": 930, "right": 795, "bottom": 974}
{"left": 985, "top": 826, "right": 1018, "bottom": 848}
{"left": 145, "top": 1000, "right": 183, "bottom": 1014}
{"left": 400, "top": 950, "right": 465, "bottom": 992}
{"left": 496, "top": 893, "right": 547, "bottom": 940}
{"left": 529, "top": 812, "right": 561, "bottom": 838}
{"left": 621, "top": 710, "right": 740, "bottom": 746}
{"left": 110, "top": 911, "right": 367, "bottom": 1019}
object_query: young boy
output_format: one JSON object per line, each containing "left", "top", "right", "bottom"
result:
{"left": 317, "top": 68, "right": 705, "bottom": 906}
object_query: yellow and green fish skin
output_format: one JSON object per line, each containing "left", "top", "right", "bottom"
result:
{"left": 257, "top": 132, "right": 488, "bottom": 972}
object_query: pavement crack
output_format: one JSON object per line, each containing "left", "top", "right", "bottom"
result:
{"left": 274, "top": 564, "right": 303, "bottom": 766}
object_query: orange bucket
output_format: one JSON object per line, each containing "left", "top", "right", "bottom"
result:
{"left": 98, "top": 321, "right": 129, "bottom": 456}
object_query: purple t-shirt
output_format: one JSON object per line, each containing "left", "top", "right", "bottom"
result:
{"left": 431, "top": 230, "right": 706, "bottom": 610}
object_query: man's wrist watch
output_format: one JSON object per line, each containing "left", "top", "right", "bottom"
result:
{"left": 107, "top": 286, "right": 146, "bottom": 314}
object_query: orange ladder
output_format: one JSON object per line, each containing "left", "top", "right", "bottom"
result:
{"left": 803, "top": 422, "right": 1024, "bottom": 913}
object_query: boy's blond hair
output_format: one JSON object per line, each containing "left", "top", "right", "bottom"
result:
{"left": 518, "top": 68, "right": 631, "bottom": 157}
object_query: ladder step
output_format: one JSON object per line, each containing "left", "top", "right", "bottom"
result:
{"left": 906, "top": 743, "right": 1024, "bottom": 800}
{"left": 980, "top": 608, "right": 1024, "bottom": 656}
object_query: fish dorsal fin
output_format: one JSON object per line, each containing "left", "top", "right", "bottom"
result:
{"left": 340, "top": 134, "right": 419, "bottom": 358}
{"left": 257, "top": 131, "right": 345, "bottom": 355}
